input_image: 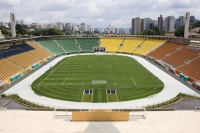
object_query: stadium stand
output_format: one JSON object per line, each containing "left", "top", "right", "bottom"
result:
{"left": 147, "top": 42, "right": 184, "bottom": 60}
{"left": 100, "top": 38, "right": 123, "bottom": 52}
{"left": 176, "top": 57, "right": 200, "bottom": 83}
{"left": 7, "top": 52, "right": 40, "bottom": 68}
{"left": 76, "top": 38, "right": 99, "bottom": 52}
{"left": 26, "top": 42, "right": 52, "bottom": 60}
{"left": 161, "top": 45, "right": 200, "bottom": 67}
{"left": 119, "top": 38, "right": 144, "bottom": 53}
{"left": 0, "top": 42, "right": 53, "bottom": 84}
{"left": 0, "top": 44, "right": 38, "bottom": 68}
{"left": 0, "top": 37, "right": 199, "bottom": 91}
{"left": 147, "top": 41, "right": 200, "bottom": 83}
{"left": 134, "top": 39, "right": 165, "bottom": 55}
{"left": 37, "top": 40, "right": 65, "bottom": 55}
{"left": 56, "top": 39, "right": 80, "bottom": 53}
{"left": 0, "top": 58, "right": 23, "bottom": 82}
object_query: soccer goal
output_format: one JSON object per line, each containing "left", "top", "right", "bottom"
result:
{"left": 92, "top": 80, "right": 107, "bottom": 85}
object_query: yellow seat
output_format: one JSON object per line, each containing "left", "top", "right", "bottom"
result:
{"left": 134, "top": 39, "right": 165, "bottom": 55}
{"left": 120, "top": 38, "right": 144, "bottom": 53}
{"left": 100, "top": 38, "right": 123, "bottom": 52}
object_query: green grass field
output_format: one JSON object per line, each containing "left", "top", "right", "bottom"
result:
{"left": 32, "top": 55, "right": 164, "bottom": 103}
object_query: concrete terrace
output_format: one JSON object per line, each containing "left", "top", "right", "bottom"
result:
{"left": 0, "top": 110, "right": 200, "bottom": 133}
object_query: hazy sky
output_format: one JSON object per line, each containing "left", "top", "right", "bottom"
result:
{"left": 0, "top": 0, "right": 199, "bottom": 28}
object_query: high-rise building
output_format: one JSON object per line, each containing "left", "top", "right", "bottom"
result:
{"left": 140, "top": 19, "right": 144, "bottom": 32}
{"left": 10, "top": 13, "right": 16, "bottom": 37}
{"left": 72, "top": 23, "right": 79, "bottom": 31}
{"left": 190, "top": 16, "right": 197, "bottom": 26}
{"left": 143, "top": 18, "right": 152, "bottom": 31}
{"left": 164, "top": 16, "right": 175, "bottom": 32}
{"left": 158, "top": 15, "right": 163, "bottom": 31}
{"left": 42, "top": 23, "right": 48, "bottom": 29}
{"left": 86, "top": 25, "right": 92, "bottom": 32}
{"left": 48, "top": 23, "right": 55, "bottom": 28}
{"left": 131, "top": 17, "right": 140, "bottom": 35}
{"left": 184, "top": 12, "right": 190, "bottom": 38}
{"left": 20, "top": 20, "right": 24, "bottom": 25}
{"left": 56, "top": 22, "right": 64, "bottom": 31}
{"left": 65, "top": 23, "right": 71, "bottom": 32}
{"left": 175, "top": 16, "right": 185, "bottom": 30}
{"left": 30, "top": 23, "right": 38, "bottom": 29}
{"left": 150, "top": 20, "right": 158, "bottom": 29}
{"left": 80, "top": 23, "right": 86, "bottom": 32}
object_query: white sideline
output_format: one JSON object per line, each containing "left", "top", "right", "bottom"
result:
{"left": 4, "top": 53, "right": 199, "bottom": 109}
{"left": 131, "top": 77, "right": 137, "bottom": 85}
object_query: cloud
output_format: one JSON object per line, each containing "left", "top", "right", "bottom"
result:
{"left": 0, "top": 0, "right": 20, "bottom": 8}
{"left": 0, "top": 0, "right": 199, "bottom": 28}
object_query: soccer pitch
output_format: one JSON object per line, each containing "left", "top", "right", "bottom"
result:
{"left": 32, "top": 55, "right": 164, "bottom": 103}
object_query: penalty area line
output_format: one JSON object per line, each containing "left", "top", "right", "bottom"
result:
{"left": 62, "top": 77, "right": 68, "bottom": 85}
{"left": 131, "top": 77, "right": 137, "bottom": 85}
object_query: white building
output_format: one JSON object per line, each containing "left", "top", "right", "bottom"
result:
{"left": 65, "top": 23, "right": 71, "bottom": 32}
{"left": 48, "top": 23, "right": 55, "bottom": 29}
{"left": 42, "top": 23, "right": 48, "bottom": 29}
{"left": 131, "top": 17, "right": 141, "bottom": 35}
{"left": 20, "top": 20, "right": 24, "bottom": 25}
{"left": 55, "top": 22, "right": 64, "bottom": 31}
{"left": 143, "top": 18, "right": 152, "bottom": 30}
{"left": 164, "top": 16, "right": 175, "bottom": 32}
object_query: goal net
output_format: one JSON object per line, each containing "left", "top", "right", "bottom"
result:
{"left": 92, "top": 80, "right": 107, "bottom": 85}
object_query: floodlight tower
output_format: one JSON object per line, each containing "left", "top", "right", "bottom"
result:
{"left": 184, "top": 12, "right": 190, "bottom": 38}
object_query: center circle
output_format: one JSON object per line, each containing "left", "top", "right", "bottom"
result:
{"left": 88, "top": 65, "right": 111, "bottom": 69}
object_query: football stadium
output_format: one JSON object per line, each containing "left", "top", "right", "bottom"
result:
{"left": 0, "top": 35, "right": 200, "bottom": 132}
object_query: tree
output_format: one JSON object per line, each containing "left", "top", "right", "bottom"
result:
{"left": 16, "top": 24, "right": 27, "bottom": 36}
{"left": 0, "top": 26, "right": 11, "bottom": 37}
{"left": 174, "top": 26, "right": 184, "bottom": 37}
{"left": 192, "top": 21, "right": 200, "bottom": 28}
{"left": 31, "top": 28, "right": 64, "bottom": 36}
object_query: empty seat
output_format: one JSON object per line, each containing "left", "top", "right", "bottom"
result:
{"left": 100, "top": 38, "right": 123, "bottom": 52}
{"left": 119, "top": 38, "right": 144, "bottom": 53}
{"left": 134, "top": 39, "right": 165, "bottom": 55}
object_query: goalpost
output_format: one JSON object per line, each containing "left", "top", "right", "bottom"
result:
{"left": 92, "top": 80, "right": 107, "bottom": 85}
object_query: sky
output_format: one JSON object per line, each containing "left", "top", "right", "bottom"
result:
{"left": 0, "top": 0, "right": 199, "bottom": 28}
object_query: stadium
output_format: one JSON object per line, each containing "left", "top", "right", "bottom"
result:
{"left": 1, "top": 35, "right": 200, "bottom": 132}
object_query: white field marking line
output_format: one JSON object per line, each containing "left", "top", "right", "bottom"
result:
{"left": 62, "top": 77, "right": 68, "bottom": 86}
{"left": 81, "top": 89, "right": 85, "bottom": 102}
{"left": 106, "top": 89, "right": 109, "bottom": 103}
{"left": 131, "top": 77, "right": 137, "bottom": 85}
{"left": 87, "top": 65, "right": 111, "bottom": 69}
{"left": 115, "top": 82, "right": 117, "bottom": 86}
{"left": 82, "top": 82, "right": 84, "bottom": 86}
{"left": 115, "top": 90, "right": 119, "bottom": 102}
{"left": 91, "top": 89, "right": 93, "bottom": 103}
{"left": 37, "top": 59, "right": 67, "bottom": 86}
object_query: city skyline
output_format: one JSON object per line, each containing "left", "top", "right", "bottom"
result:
{"left": 0, "top": 0, "right": 200, "bottom": 28}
